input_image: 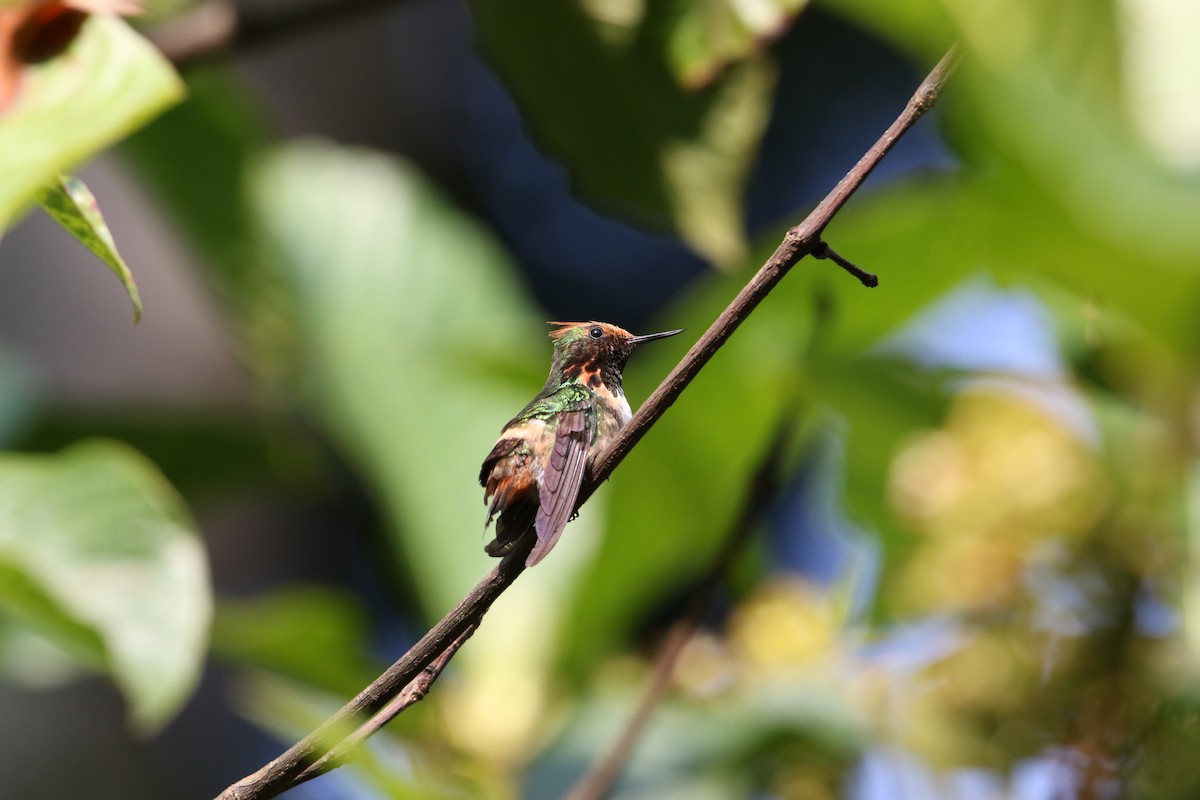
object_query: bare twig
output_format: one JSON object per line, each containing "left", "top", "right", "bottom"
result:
{"left": 290, "top": 622, "right": 479, "bottom": 787}
{"left": 214, "top": 45, "right": 958, "bottom": 800}
{"left": 566, "top": 413, "right": 798, "bottom": 800}
{"left": 217, "top": 545, "right": 529, "bottom": 800}
{"left": 813, "top": 240, "right": 878, "bottom": 288}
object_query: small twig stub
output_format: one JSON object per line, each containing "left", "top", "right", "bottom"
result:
{"left": 813, "top": 240, "right": 879, "bottom": 287}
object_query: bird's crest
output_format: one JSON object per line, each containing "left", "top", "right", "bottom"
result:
{"left": 547, "top": 321, "right": 633, "bottom": 342}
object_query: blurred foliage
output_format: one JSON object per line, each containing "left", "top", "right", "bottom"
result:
{"left": 247, "top": 141, "right": 545, "bottom": 615}
{"left": 0, "top": 440, "right": 209, "bottom": 732}
{"left": 0, "top": 7, "right": 180, "bottom": 327}
{"left": 34, "top": 174, "right": 143, "bottom": 322}
{"left": 211, "top": 586, "right": 379, "bottom": 697}
{"left": 665, "top": 0, "right": 811, "bottom": 88}
{"left": 121, "top": 70, "right": 271, "bottom": 317}
{"left": 0, "top": 3, "right": 195, "bottom": 734}
{"left": 472, "top": 0, "right": 774, "bottom": 267}
{"left": 0, "top": 13, "right": 182, "bottom": 228}
{"left": 2, "top": 0, "right": 1200, "bottom": 798}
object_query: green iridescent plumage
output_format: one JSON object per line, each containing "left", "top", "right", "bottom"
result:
{"left": 479, "top": 321, "right": 682, "bottom": 566}
{"left": 506, "top": 383, "right": 598, "bottom": 437}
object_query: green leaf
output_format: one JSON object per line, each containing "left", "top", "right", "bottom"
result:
{"left": 0, "top": 440, "right": 210, "bottom": 732}
{"left": 211, "top": 587, "right": 379, "bottom": 697}
{"left": 0, "top": 16, "right": 184, "bottom": 229}
{"left": 471, "top": 0, "right": 774, "bottom": 266}
{"left": 666, "top": 0, "right": 810, "bottom": 87}
{"left": 0, "top": 561, "right": 105, "bottom": 668}
{"left": 35, "top": 175, "right": 143, "bottom": 323}
{"left": 248, "top": 141, "right": 545, "bottom": 616}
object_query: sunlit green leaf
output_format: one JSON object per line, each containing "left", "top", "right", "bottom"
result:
{"left": 0, "top": 15, "right": 184, "bottom": 229}
{"left": 666, "top": 0, "right": 810, "bottom": 87}
{"left": 0, "top": 440, "right": 210, "bottom": 732}
{"left": 0, "top": 561, "right": 104, "bottom": 668}
{"left": 248, "top": 140, "right": 544, "bottom": 616}
{"left": 34, "top": 174, "right": 142, "bottom": 322}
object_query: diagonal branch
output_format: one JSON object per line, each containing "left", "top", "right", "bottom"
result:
{"left": 214, "top": 45, "right": 959, "bottom": 800}
{"left": 290, "top": 622, "right": 479, "bottom": 787}
{"left": 218, "top": 549, "right": 527, "bottom": 800}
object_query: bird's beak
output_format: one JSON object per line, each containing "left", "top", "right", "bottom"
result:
{"left": 629, "top": 328, "right": 684, "bottom": 346}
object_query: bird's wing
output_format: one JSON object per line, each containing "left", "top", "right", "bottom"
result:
{"left": 479, "top": 436, "right": 527, "bottom": 529}
{"left": 528, "top": 406, "right": 593, "bottom": 567}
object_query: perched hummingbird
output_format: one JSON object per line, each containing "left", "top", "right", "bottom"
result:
{"left": 480, "top": 321, "right": 683, "bottom": 566}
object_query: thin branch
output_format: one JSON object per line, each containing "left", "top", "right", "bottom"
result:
{"left": 214, "top": 45, "right": 958, "bottom": 800}
{"left": 147, "top": 0, "right": 403, "bottom": 66}
{"left": 566, "top": 412, "right": 798, "bottom": 800}
{"left": 290, "top": 622, "right": 479, "bottom": 787}
{"left": 217, "top": 546, "right": 529, "bottom": 800}
{"left": 813, "top": 240, "right": 878, "bottom": 288}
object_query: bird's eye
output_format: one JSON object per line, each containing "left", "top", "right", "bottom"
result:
{"left": 589, "top": 326, "right": 604, "bottom": 339}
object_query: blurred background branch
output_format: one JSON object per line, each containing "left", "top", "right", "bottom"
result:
{"left": 568, "top": 410, "right": 800, "bottom": 800}
{"left": 292, "top": 621, "right": 480, "bottom": 787}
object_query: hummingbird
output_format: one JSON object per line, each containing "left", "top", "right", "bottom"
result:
{"left": 480, "top": 321, "right": 683, "bottom": 567}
